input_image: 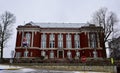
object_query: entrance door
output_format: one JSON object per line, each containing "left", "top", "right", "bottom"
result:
{"left": 58, "top": 51, "right": 63, "bottom": 58}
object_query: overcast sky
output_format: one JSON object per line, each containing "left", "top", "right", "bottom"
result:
{"left": 0, "top": 0, "right": 120, "bottom": 58}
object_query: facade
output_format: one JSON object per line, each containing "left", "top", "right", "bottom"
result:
{"left": 15, "top": 22, "right": 105, "bottom": 60}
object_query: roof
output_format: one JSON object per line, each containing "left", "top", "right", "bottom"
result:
{"left": 30, "top": 22, "right": 87, "bottom": 28}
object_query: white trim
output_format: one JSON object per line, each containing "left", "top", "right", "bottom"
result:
{"left": 15, "top": 47, "right": 103, "bottom": 50}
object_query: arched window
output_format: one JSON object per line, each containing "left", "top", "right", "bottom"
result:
{"left": 50, "top": 33, "right": 55, "bottom": 48}
{"left": 58, "top": 33, "right": 63, "bottom": 48}
{"left": 41, "top": 33, "right": 46, "bottom": 48}
{"left": 74, "top": 33, "right": 80, "bottom": 48}
{"left": 66, "top": 33, "right": 71, "bottom": 48}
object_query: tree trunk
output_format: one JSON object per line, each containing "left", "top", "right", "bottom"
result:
{"left": 0, "top": 42, "right": 3, "bottom": 59}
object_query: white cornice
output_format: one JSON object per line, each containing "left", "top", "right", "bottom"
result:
{"left": 15, "top": 47, "right": 103, "bottom": 50}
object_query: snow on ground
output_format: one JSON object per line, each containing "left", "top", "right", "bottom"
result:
{"left": 0, "top": 65, "right": 110, "bottom": 73}
{"left": 0, "top": 64, "right": 21, "bottom": 69}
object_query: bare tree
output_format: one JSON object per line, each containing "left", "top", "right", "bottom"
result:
{"left": 90, "top": 7, "right": 118, "bottom": 57}
{"left": 0, "top": 11, "right": 16, "bottom": 59}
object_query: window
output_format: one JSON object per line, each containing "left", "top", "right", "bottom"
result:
{"left": 41, "top": 50, "right": 46, "bottom": 56}
{"left": 89, "top": 33, "right": 97, "bottom": 48}
{"left": 93, "top": 51, "right": 97, "bottom": 58}
{"left": 76, "top": 51, "right": 80, "bottom": 57}
{"left": 74, "top": 33, "right": 80, "bottom": 48}
{"left": 16, "top": 52, "right": 21, "bottom": 58}
{"left": 66, "top": 33, "right": 71, "bottom": 48}
{"left": 50, "top": 33, "right": 55, "bottom": 48}
{"left": 41, "top": 33, "right": 46, "bottom": 48}
{"left": 50, "top": 51, "right": 54, "bottom": 58}
{"left": 58, "top": 33, "right": 63, "bottom": 48}
{"left": 24, "top": 50, "right": 28, "bottom": 57}
{"left": 26, "top": 33, "right": 31, "bottom": 47}
{"left": 67, "top": 51, "right": 71, "bottom": 59}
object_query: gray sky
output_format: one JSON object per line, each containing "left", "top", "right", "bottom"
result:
{"left": 0, "top": 0, "right": 120, "bottom": 58}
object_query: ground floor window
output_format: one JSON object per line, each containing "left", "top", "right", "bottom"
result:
{"left": 16, "top": 52, "right": 21, "bottom": 58}
{"left": 76, "top": 51, "right": 80, "bottom": 57}
{"left": 93, "top": 51, "right": 97, "bottom": 58}
{"left": 50, "top": 51, "right": 54, "bottom": 58}
{"left": 41, "top": 50, "right": 46, "bottom": 56}
{"left": 67, "top": 51, "right": 71, "bottom": 59}
{"left": 24, "top": 51, "right": 28, "bottom": 57}
{"left": 30, "top": 52, "right": 32, "bottom": 57}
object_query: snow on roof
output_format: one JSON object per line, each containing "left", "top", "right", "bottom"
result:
{"left": 31, "top": 22, "right": 87, "bottom": 28}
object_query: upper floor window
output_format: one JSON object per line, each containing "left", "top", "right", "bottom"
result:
{"left": 89, "top": 33, "right": 97, "bottom": 48}
{"left": 50, "top": 33, "right": 55, "bottom": 48}
{"left": 26, "top": 33, "right": 31, "bottom": 46}
{"left": 74, "top": 33, "right": 80, "bottom": 48}
{"left": 41, "top": 33, "right": 46, "bottom": 48}
{"left": 66, "top": 33, "right": 71, "bottom": 48}
{"left": 23, "top": 32, "right": 31, "bottom": 47}
{"left": 58, "top": 33, "right": 63, "bottom": 48}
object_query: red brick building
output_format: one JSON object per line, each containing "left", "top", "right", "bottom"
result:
{"left": 15, "top": 22, "right": 105, "bottom": 60}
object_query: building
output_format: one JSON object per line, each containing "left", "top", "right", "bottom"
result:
{"left": 15, "top": 22, "right": 105, "bottom": 60}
